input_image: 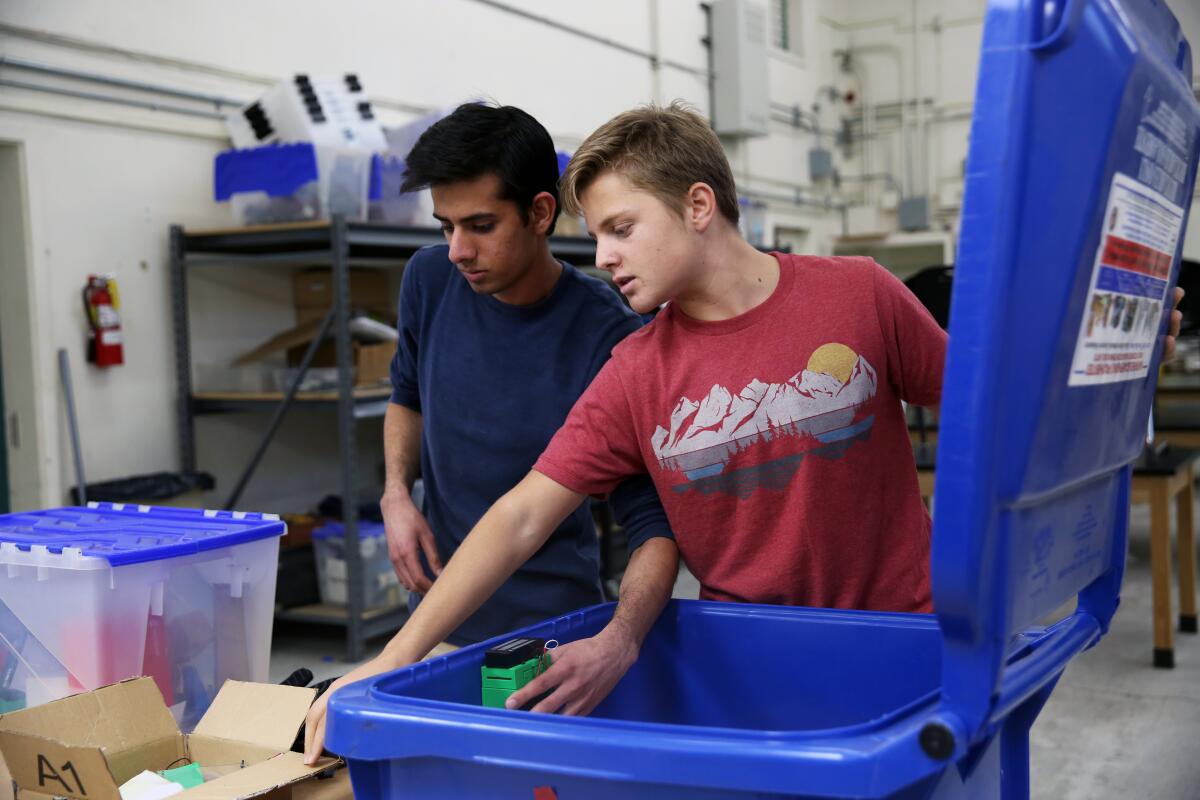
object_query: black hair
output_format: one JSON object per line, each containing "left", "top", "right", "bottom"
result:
{"left": 401, "top": 103, "right": 561, "bottom": 235}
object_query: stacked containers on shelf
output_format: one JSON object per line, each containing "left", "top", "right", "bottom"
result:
{"left": 313, "top": 520, "right": 407, "bottom": 611}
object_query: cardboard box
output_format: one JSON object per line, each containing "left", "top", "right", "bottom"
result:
{"left": 0, "top": 677, "right": 339, "bottom": 800}
{"left": 284, "top": 341, "right": 393, "bottom": 388}
{"left": 233, "top": 318, "right": 395, "bottom": 388}
{"left": 294, "top": 269, "right": 393, "bottom": 324}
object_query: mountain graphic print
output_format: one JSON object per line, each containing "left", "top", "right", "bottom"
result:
{"left": 651, "top": 343, "right": 878, "bottom": 499}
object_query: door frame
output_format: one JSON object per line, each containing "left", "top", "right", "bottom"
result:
{"left": 0, "top": 140, "right": 47, "bottom": 511}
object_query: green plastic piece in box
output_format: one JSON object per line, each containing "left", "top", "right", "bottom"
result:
{"left": 0, "top": 689, "right": 25, "bottom": 714}
{"left": 159, "top": 763, "right": 205, "bottom": 789}
{"left": 481, "top": 654, "right": 550, "bottom": 708}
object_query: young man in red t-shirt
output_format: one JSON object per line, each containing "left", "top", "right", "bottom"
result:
{"left": 305, "top": 103, "right": 1185, "bottom": 759}
{"left": 534, "top": 104, "right": 943, "bottom": 616}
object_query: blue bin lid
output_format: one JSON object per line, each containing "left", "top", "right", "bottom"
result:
{"left": 0, "top": 503, "right": 285, "bottom": 566}
{"left": 313, "top": 521, "right": 386, "bottom": 541}
{"left": 214, "top": 142, "right": 319, "bottom": 201}
{"left": 934, "top": 0, "right": 1200, "bottom": 741}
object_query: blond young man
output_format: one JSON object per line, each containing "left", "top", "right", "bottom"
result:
{"left": 305, "top": 102, "right": 1185, "bottom": 762}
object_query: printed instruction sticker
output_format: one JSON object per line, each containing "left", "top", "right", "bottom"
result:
{"left": 1068, "top": 172, "right": 1184, "bottom": 386}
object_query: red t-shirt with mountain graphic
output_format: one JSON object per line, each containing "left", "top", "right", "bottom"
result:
{"left": 534, "top": 254, "right": 946, "bottom": 612}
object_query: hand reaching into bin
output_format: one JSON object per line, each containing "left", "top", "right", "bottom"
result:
{"left": 382, "top": 486, "right": 443, "bottom": 594}
{"left": 502, "top": 627, "right": 637, "bottom": 716}
{"left": 303, "top": 658, "right": 392, "bottom": 765}
{"left": 303, "top": 476, "right": 679, "bottom": 764}
{"left": 502, "top": 537, "right": 677, "bottom": 715}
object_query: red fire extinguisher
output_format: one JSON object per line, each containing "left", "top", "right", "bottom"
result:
{"left": 83, "top": 274, "right": 124, "bottom": 367}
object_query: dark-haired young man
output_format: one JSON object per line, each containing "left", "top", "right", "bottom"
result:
{"left": 301, "top": 103, "right": 679, "bottom": 758}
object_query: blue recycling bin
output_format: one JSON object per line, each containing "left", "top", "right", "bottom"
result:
{"left": 326, "top": 0, "right": 1200, "bottom": 797}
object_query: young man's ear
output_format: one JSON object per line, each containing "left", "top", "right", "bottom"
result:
{"left": 528, "top": 191, "right": 557, "bottom": 236}
{"left": 686, "top": 182, "right": 718, "bottom": 233}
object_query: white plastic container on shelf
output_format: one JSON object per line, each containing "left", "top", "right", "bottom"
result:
{"left": 214, "top": 142, "right": 371, "bottom": 225}
{"left": 0, "top": 504, "right": 285, "bottom": 729}
{"left": 312, "top": 521, "right": 407, "bottom": 611}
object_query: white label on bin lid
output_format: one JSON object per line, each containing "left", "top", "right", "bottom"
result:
{"left": 1068, "top": 172, "right": 1185, "bottom": 386}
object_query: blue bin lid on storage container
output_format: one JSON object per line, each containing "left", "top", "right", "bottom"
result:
{"left": 214, "top": 142, "right": 319, "bottom": 201}
{"left": 932, "top": 0, "right": 1200, "bottom": 744}
{"left": 0, "top": 503, "right": 285, "bottom": 566}
{"left": 312, "top": 521, "right": 386, "bottom": 540}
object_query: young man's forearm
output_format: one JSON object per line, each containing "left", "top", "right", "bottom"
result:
{"left": 383, "top": 402, "right": 423, "bottom": 495}
{"left": 379, "top": 471, "right": 585, "bottom": 665}
{"left": 603, "top": 537, "right": 679, "bottom": 651}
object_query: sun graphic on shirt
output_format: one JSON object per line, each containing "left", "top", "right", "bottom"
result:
{"left": 806, "top": 343, "right": 859, "bottom": 383}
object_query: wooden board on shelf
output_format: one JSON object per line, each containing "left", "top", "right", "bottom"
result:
{"left": 282, "top": 602, "right": 405, "bottom": 622}
{"left": 186, "top": 220, "right": 333, "bottom": 237}
{"left": 193, "top": 387, "right": 392, "bottom": 402}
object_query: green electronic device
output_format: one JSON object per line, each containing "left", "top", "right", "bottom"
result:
{"left": 481, "top": 636, "right": 552, "bottom": 709}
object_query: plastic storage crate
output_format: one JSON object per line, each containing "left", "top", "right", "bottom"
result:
{"left": 0, "top": 503, "right": 284, "bottom": 729}
{"left": 368, "top": 153, "right": 429, "bottom": 225}
{"left": 326, "top": 0, "right": 1200, "bottom": 797}
{"left": 214, "top": 142, "right": 371, "bottom": 225}
{"left": 313, "top": 521, "right": 407, "bottom": 611}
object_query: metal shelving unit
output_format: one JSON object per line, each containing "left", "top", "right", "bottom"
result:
{"left": 170, "top": 216, "right": 596, "bottom": 660}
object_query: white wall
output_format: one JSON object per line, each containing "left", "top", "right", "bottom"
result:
{"left": 0, "top": 0, "right": 849, "bottom": 510}
{"left": 1171, "top": 0, "right": 1200, "bottom": 260}
{"left": 824, "top": 0, "right": 1200, "bottom": 247}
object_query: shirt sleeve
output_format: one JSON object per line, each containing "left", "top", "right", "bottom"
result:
{"left": 872, "top": 260, "right": 948, "bottom": 407}
{"left": 389, "top": 253, "right": 424, "bottom": 411}
{"left": 534, "top": 355, "right": 645, "bottom": 498}
{"left": 608, "top": 475, "right": 674, "bottom": 552}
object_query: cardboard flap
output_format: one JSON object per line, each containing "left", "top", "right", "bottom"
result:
{"left": 194, "top": 682, "right": 316, "bottom": 751}
{"left": 0, "top": 731, "right": 119, "bottom": 800}
{"left": 0, "top": 677, "right": 178, "bottom": 749}
{"left": 185, "top": 735, "right": 279, "bottom": 770}
{"left": 175, "top": 752, "right": 338, "bottom": 800}
{"left": 233, "top": 319, "right": 325, "bottom": 365}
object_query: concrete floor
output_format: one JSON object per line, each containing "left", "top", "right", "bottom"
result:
{"left": 270, "top": 502, "right": 1200, "bottom": 798}
{"left": 1028, "top": 501, "right": 1200, "bottom": 799}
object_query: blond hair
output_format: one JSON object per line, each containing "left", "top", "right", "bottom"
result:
{"left": 560, "top": 101, "right": 740, "bottom": 225}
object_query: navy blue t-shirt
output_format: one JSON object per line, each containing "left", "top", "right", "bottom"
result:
{"left": 390, "top": 245, "right": 672, "bottom": 644}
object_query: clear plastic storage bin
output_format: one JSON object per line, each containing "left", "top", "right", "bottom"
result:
{"left": 214, "top": 142, "right": 371, "bottom": 225}
{"left": 313, "top": 521, "right": 407, "bottom": 611}
{"left": 0, "top": 504, "right": 284, "bottom": 729}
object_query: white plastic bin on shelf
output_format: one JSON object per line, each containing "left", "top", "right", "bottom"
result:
{"left": 313, "top": 521, "right": 407, "bottom": 611}
{"left": 0, "top": 504, "right": 284, "bottom": 729}
{"left": 214, "top": 142, "right": 371, "bottom": 225}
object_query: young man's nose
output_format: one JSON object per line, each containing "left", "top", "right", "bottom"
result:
{"left": 448, "top": 230, "right": 476, "bottom": 264}
{"left": 595, "top": 241, "right": 619, "bottom": 272}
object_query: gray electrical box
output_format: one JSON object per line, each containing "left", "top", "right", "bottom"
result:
{"left": 711, "top": 0, "right": 769, "bottom": 137}
{"left": 898, "top": 196, "right": 931, "bottom": 231}
{"left": 808, "top": 148, "right": 834, "bottom": 180}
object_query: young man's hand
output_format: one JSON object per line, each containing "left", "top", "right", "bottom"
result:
{"left": 381, "top": 487, "right": 443, "bottom": 593}
{"left": 503, "top": 623, "right": 639, "bottom": 716}
{"left": 1163, "top": 286, "right": 1185, "bottom": 363}
{"left": 303, "top": 654, "right": 407, "bottom": 765}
